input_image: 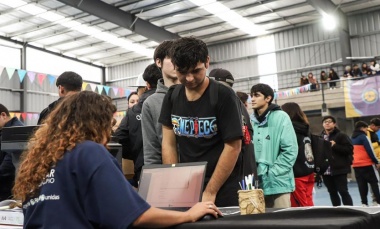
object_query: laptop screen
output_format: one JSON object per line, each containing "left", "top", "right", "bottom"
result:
{"left": 138, "top": 162, "right": 207, "bottom": 208}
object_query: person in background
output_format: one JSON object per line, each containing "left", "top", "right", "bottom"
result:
{"left": 351, "top": 64, "right": 363, "bottom": 78}
{"left": 250, "top": 83, "right": 297, "bottom": 208}
{"left": 328, "top": 68, "right": 339, "bottom": 88}
{"left": 362, "top": 63, "right": 371, "bottom": 76}
{"left": 142, "top": 40, "right": 179, "bottom": 165}
{"left": 281, "top": 102, "right": 315, "bottom": 207}
{"left": 134, "top": 74, "right": 147, "bottom": 97}
{"left": 0, "top": 104, "right": 24, "bottom": 201}
{"left": 127, "top": 92, "right": 139, "bottom": 108}
{"left": 367, "top": 118, "right": 380, "bottom": 205}
{"left": 300, "top": 75, "right": 309, "bottom": 86}
{"left": 343, "top": 65, "right": 352, "bottom": 78}
{"left": 114, "top": 63, "right": 162, "bottom": 188}
{"left": 37, "top": 71, "right": 82, "bottom": 125}
{"left": 320, "top": 116, "right": 353, "bottom": 206}
{"left": 209, "top": 68, "right": 257, "bottom": 183}
{"left": 13, "top": 91, "right": 221, "bottom": 228}
{"left": 307, "top": 72, "right": 318, "bottom": 91}
{"left": 320, "top": 71, "right": 329, "bottom": 89}
{"left": 351, "top": 121, "right": 380, "bottom": 207}
{"left": 370, "top": 60, "right": 380, "bottom": 75}
{"left": 236, "top": 91, "right": 249, "bottom": 110}
{"left": 159, "top": 37, "right": 243, "bottom": 207}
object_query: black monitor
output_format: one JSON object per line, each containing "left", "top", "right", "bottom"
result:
{"left": 1, "top": 126, "right": 122, "bottom": 170}
{"left": 1, "top": 125, "right": 38, "bottom": 172}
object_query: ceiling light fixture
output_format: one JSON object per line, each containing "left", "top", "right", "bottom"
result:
{"left": 189, "top": 0, "right": 266, "bottom": 36}
{"left": 1, "top": 0, "right": 153, "bottom": 58}
{"left": 322, "top": 13, "right": 336, "bottom": 31}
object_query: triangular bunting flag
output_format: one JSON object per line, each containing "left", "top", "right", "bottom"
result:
{"left": 112, "top": 87, "right": 119, "bottom": 96}
{"left": 37, "top": 73, "right": 46, "bottom": 86}
{"left": 9, "top": 112, "right": 14, "bottom": 117}
{"left": 125, "top": 89, "right": 131, "bottom": 98}
{"left": 0, "top": 66, "right": 4, "bottom": 76}
{"left": 27, "top": 113, "right": 33, "bottom": 120}
{"left": 33, "top": 114, "right": 39, "bottom": 120}
{"left": 27, "top": 72, "right": 36, "bottom": 83}
{"left": 6, "top": 67, "right": 15, "bottom": 80}
{"left": 89, "top": 84, "right": 97, "bottom": 92}
{"left": 14, "top": 113, "right": 21, "bottom": 119}
{"left": 103, "top": 86, "right": 110, "bottom": 95}
{"left": 82, "top": 82, "right": 88, "bottom": 91}
{"left": 118, "top": 88, "right": 125, "bottom": 97}
{"left": 97, "top": 85, "right": 104, "bottom": 94}
{"left": 47, "top": 75, "right": 56, "bottom": 86}
{"left": 17, "top": 69, "right": 27, "bottom": 83}
{"left": 21, "top": 113, "right": 27, "bottom": 120}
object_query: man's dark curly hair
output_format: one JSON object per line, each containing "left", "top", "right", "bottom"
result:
{"left": 169, "top": 37, "right": 208, "bottom": 74}
{"left": 250, "top": 83, "right": 274, "bottom": 105}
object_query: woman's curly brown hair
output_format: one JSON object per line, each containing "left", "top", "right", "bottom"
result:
{"left": 13, "top": 91, "right": 116, "bottom": 202}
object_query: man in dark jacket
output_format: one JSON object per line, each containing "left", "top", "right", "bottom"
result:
{"left": 209, "top": 68, "right": 257, "bottom": 179}
{"left": 37, "top": 71, "right": 82, "bottom": 125}
{"left": 320, "top": 116, "right": 353, "bottom": 206}
{"left": 114, "top": 63, "right": 162, "bottom": 187}
{"left": 0, "top": 104, "right": 24, "bottom": 200}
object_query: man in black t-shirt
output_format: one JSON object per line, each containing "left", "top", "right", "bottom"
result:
{"left": 159, "top": 37, "right": 243, "bottom": 207}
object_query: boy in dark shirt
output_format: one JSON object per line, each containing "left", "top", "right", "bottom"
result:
{"left": 159, "top": 37, "right": 243, "bottom": 207}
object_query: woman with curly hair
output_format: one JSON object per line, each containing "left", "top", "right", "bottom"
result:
{"left": 13, "top": 91, "right": 220, "bottom": 228}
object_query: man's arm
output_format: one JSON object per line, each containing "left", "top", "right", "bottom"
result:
{"left": 141, "top": 102, "right": 162, "bottom": 165}
{"left": 162, "top": 125, "right": 178, "bottom": 164}
{"left": 202, "top": 138, "right": 241, "bottom": 203}
{"left": 332, "top": 133, "right": 353, "bottom": 156}
{"left": 269, "top": 116, "right": 298, "bottom": 177}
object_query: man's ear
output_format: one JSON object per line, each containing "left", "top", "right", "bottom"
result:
{"left": 155, "top": 58, "right": 162, "bottom": 68}
{"left": 58, "top": 85, "right": 65, "bottom": 95}
{"left": 205, "top": 56, "right": 210, "bottom": 69}
{"left": 265, "top": 96, "right": 272, "bottom": 103}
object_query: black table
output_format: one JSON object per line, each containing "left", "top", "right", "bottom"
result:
{"left": 169, "top": 207, "right": 380, "bottom": 229}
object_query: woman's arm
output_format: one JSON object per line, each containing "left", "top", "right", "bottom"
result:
{"left": 133, "top": 202, "right": 222, "bottom": 228}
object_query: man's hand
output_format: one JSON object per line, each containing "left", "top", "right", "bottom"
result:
{"left": 330, "top": 140, "right": 336, "bottom": 147}
{"left": 376, "top": 164, "right": 380, "bottom": 170}
{"left": 202, "top": 191, "right": 216, "bottom": 203}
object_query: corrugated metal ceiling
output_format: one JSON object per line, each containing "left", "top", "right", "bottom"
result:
{"left": 0, "top": 0, "right": 378, "bottom": 67}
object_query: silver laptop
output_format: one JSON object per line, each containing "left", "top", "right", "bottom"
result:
{"left": 138, "top": 162, "right": 207, "bottom": 211}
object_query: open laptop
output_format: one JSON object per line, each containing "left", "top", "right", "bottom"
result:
{"left": 138, "top": 162, "right": 207, "bottom": 211}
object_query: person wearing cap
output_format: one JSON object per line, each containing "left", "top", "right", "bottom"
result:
{"left": 134, "top": 74, "right": 147, "bottom": 97}
{"left": 351, "top": 121, "right": 380, "bottom": 207}
{"left": 159, "top": 37, "right": 243, "bottom": 207}
{"left": 209, "top": 68, "right": 257, "bottom": 183}
{"left": 37, "top": 71, "right": 82, "bottom": 125}
{"left": 142, "top": 40, "right": 179, "bottom": 165}
{"left": 114, "top": 63, "right": 162, "bottom": 187}
{"left": 208, "top": 68, "right": 234, "bottom": 87}
{"left": 320, "top": 116, "right": 353, "bottom": 206}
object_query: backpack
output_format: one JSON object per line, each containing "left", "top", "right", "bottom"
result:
{"left": 170, "top": 79, "right": 257, "bottom": 179}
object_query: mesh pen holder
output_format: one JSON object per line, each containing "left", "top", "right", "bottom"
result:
{"left": 238, "top": 189, "right": 265, "bottom": 215}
